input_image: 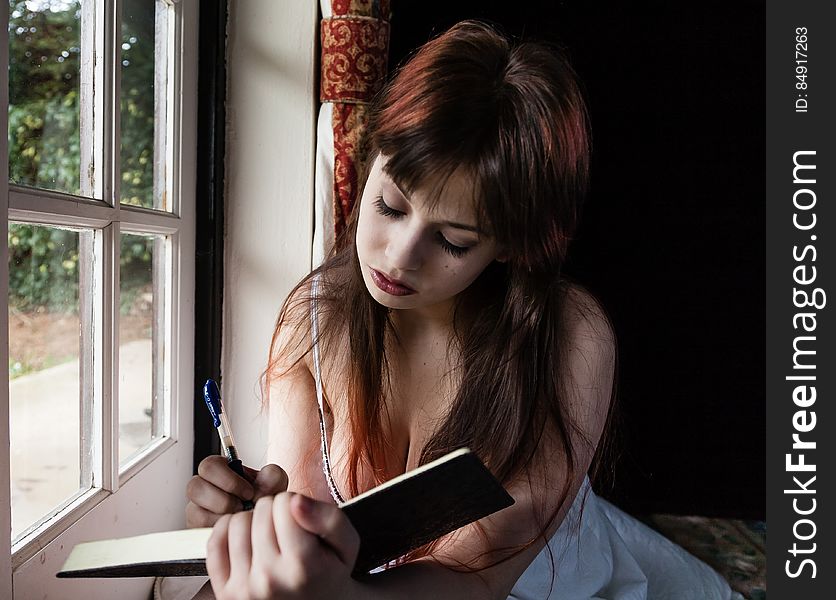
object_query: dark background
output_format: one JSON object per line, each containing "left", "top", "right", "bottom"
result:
{"left": 388, "top": 1, "right": 765, "bottom": 520}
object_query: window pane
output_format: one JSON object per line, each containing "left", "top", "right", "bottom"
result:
{"left": 8, "top": 0, "right": 85, "bottom": 196}
{"left": 119, "top": 232, "right": 166, "bottom": 467}
{"left": 8, "top": 223, "right": 90, "bottom": 540}
{"left": 120, "top": 0, "right": 169, "bottom": 210}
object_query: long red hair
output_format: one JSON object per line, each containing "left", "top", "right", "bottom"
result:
{"left": 265, "top": 20, "right": 610, "bottom": 571}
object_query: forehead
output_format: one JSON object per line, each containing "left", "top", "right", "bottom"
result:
{"left": 375, "top": 154, "right": 483, "bottom": 224}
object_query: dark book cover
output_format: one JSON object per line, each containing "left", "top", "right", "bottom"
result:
{"left": 344, "top": 448, "right": 514, "bottom": 573}
{"left": 57, "top": 448, "right": 514, "bottom": 578}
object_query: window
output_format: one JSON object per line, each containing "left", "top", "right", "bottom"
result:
{"left": 2, "top": 0, "right": 197, "bottom": 593}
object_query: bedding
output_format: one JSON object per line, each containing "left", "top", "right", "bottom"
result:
{"left": 642, "top": 515, "right": 766, "bottom": 600}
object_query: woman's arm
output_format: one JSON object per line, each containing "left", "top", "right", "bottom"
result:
{"left": 264, "top": 285, "right": 333, "bottom": 502}
{"left": 185, "top": 284, "right": 327, "bottom": 528}
{"left": 265, "top": 354, "right": 332, "bottom": 501}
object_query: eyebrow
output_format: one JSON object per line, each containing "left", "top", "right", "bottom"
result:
{"left": 442, "top": 220, "right": 483, "bottom": 234}
{"left": 390, "top": 180, "right": 485, "bottom": 235}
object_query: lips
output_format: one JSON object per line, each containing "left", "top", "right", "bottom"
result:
{"left": 370, "top": 268, "right": 416, "bottom": 296}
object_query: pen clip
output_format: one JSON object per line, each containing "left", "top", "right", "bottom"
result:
{"left": 203, "top": 379, "right": 222, "bottom": 428}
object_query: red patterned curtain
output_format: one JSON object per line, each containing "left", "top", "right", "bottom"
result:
{"left": 320, "top": 0, "right": 391, "bottom": 240}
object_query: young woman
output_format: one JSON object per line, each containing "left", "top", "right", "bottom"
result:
{"left": 183, "top": 21, "right": 738, "bottom": 600}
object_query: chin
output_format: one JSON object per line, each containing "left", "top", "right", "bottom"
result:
{"left": 361, "top": 270, "right": 397, "bottom": 306}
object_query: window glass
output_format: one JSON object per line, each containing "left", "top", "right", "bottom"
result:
{"left": 8, "top": 222, "right": 90, "bottom": 540}
{"left": 8, "top": 0, "right": 84, "bottom": 196}
{"left": 119, "top": 232, "right": 167, "bottom": 467}
{"left": 120, "top": 0, "right": 169, "bottom": 210}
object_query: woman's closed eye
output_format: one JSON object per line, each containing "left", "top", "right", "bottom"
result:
{"left": 374, "top": 195, "right": 473, "bottom": 258}
{"left": 436, "top": 232, "right": 471, "bottom": 258}
{"left": 374, "top": 196, "right": 404, "bottom": 219}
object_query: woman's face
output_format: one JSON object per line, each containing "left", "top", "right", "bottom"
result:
{"left": 355, "top": 154, "right": 504, "bottom": 316}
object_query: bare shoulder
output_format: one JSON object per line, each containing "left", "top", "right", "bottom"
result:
{"left": 561, "top": 282, "right": 615, "bottom": 349}
{"left": 270, "top": 277, "right": 316, "bottom": 372}
{"left": 558, "top": 282, "right": 616, "bottom": 448}
{"left": 265, "top": 277, "right": 332, "bottom": 498}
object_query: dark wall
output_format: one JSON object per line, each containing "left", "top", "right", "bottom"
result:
{"left": 388, "top": 1, "right": 765, "bottom": 519}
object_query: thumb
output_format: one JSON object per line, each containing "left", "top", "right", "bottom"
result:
{"left": 253, "top": 464, "right": 288, "bottom": 499}
{"left": 290, "top": 494, "right": 360, "bottom": 568}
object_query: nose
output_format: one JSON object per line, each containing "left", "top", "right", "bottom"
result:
{"left": 385, "top": 226, "right": 423, "bottom": 271}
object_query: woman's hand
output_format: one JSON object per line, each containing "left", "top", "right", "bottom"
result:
{"left": 206, "top": 493, "right": 361, "bottom": 600}
{"left": 186, "top": 456, "right": 288, "bottom": 528}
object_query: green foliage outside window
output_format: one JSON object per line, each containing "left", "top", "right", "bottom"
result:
{"left": 8, "top": 223, "right": 78, "bottom": 310}
{"left": 8, "top": 1, "right": 81, "bottom": 192}
{"left": 8, "top": 0, "right": 157, "bottom": 310}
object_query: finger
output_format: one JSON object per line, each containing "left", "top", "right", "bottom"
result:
{"left": 186, "top": 501, "right": 223, "bottom": 528}
{"left": 253, "top": 464, "right": 289, "bottom": 499}
{"left": 206, "top": 514, "right": 232, "bottom": 594}
{"left": 186, "top": 474, "right": 245, "bottom": 515}
{"left": 227, "top": 511, "right": 254, "bottom": 584}
{"left": 242, "top": 464, "right": 260, "bottom": 482}
{"left": 290, "top": 494, "right": 360, "bottom": 568}
{"left": 272, "top": 493, "right": 322, "bottom": 568}
{"left": 198, "top": 455, "right": 255, "bottom": 501}
{"left": 251, "top": 496, "right": 281, "bottom": 561}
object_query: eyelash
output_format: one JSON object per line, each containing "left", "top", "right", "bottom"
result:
{"left": 437, "top": 234, "right": 470, "bottom": 258}
{"left": 373, "top": 196, "right": 402, "bottom": 219}
{"left": 373, "top": 196, "right": 471, "bottom": 258}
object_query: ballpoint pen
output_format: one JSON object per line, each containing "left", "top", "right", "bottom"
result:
{"left": 203, "top": 378, "right": 254, "bottom": 511}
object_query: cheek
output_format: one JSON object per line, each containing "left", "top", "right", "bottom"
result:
{"left": 365, "top": 219, "right": 388, "bottom": 254}
{"left": 462, "top": 249, "right": 501, "bottom": 282}
{"left": 437, "top": 256, "right": 491, "bottom": 293}
{"left": 355, "top": 204, "right": 379, "bottom": 256}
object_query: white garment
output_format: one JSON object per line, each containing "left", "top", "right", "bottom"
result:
{"left": 508, "top": 477, "right": 743, "bottom": 600}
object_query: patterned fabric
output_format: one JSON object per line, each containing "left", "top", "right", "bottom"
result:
{"left": 330, "top": 102, "right": 371, "bottom": 238}
{"left": 643, "top": 515, "right": 767, "bottom": 600}
{"left": 321, "top": 17, "right": 389, "bottom": 103}
{"left": 331, "top": 0, "right": 391, "bottom": 18}
{"left": 320, "top": 1, "right": 391, "bottom": 237}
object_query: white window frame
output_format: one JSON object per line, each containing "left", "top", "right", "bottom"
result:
{"left": 1, "top": 1, "right": 197, "bottom": 597}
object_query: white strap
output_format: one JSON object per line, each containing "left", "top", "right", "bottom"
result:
{"left": 310, "top": 275, "right": 346, "bottom": 504}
